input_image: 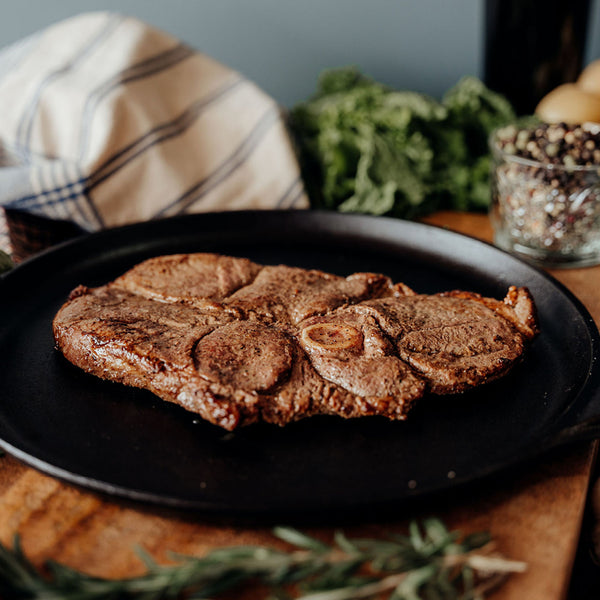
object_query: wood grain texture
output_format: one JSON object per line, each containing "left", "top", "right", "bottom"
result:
{"left": 0, "top": 210, "right": 596, "bottom": 598}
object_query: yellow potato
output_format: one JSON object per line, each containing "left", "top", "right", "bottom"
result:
{"left": 535, "top": 83, "right": 600, "bottom": 123}
{"left": 577, "top": 59, "right": 600, "bottom": 96}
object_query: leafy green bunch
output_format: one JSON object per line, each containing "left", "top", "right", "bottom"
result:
{"left": 289, "top": 68, "right": 516, "bottom": 218}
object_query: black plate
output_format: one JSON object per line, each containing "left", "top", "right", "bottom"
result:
{"left": 1, "top": 210, "right": 600, "bottom": 516}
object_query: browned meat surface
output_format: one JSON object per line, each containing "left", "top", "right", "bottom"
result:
{"left": 53, "top": 253, "right": 539, "bottom": 430}
{"left": 356, "top": 295, "right": 528, "bottom": 393}
{"left": 225, "top": 265, "right": 393, "bottom": 324}
{"left": 112, "top": 253, "right": 262, "bottom": 305}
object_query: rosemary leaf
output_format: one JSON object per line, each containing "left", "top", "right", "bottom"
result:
{"left": 332, "top": 531, "right": 360, "bottom": 555}
{"left": 466, "top": 554, "right": 527, "bottom": 574}
{"left": 393, "top": 564, "right": 437, "bottom": 600}
{"left": 273, "top": 527, "right": 330, "bottom": 552}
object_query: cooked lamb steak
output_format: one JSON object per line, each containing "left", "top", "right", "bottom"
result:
{"left": 53, "top": 253, "right": 539, "bottom": 430}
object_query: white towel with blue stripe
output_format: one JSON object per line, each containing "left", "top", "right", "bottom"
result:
{"left": 0, "top": 12, "right": 308, "bottom": 249}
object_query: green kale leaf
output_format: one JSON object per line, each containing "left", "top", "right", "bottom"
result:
{"left": 289, "top": 68, "right": 516, "bottom": 218}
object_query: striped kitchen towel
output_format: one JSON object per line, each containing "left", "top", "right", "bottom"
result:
{"left": 0, "top": 12, "right": 308, "bottom": 258}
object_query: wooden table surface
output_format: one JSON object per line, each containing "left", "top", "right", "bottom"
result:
{"left": 0, "top": 210, "right": 598, "bottom": 599}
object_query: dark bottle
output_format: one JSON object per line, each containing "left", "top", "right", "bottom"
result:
{"left": 484, "top": 0, "right": 591, "bottom": 115}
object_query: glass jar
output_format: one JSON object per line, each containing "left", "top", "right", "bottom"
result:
{"left": 489, "top": 125, "right": 600, "bottom": 268}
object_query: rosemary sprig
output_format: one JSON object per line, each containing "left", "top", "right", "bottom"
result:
{"left": 0, "top": 517, "right": 525, "bottom": 599}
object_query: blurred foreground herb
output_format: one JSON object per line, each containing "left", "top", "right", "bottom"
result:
{"left": 289, "top": 68, "right": 516, "bottom": 218}
{"left": 0, "top": 518, "right": 525, "bottom": 599}
{"left": 0, "top": 250, "right": 13, "bottom": 275}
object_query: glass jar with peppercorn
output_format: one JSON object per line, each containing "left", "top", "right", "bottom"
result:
{"left": 489, "top": 121, "right": 600, "bottom": 268}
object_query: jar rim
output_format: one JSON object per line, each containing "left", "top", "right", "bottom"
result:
{"left": 488, "top": 129, "right": 600, "bottom": 173}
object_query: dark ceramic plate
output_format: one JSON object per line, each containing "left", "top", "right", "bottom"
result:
{"left": 1, "top": 210, "right": 599, "bottom": 516}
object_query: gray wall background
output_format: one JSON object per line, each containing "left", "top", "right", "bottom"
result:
{"left": 1, "top": 0, "right": 599, "bottom": 107}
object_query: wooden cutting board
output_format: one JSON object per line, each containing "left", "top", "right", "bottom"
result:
{"left": 0, "top": 210, "right": 596, "bottom": 599}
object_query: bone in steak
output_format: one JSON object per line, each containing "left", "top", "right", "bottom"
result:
{"left": 53, "top": 253, "right": 539, "bottom": 430}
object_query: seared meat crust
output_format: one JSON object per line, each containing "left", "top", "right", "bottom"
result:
{"left": 53, "top": 253, "right": 538, "bottom": 430}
